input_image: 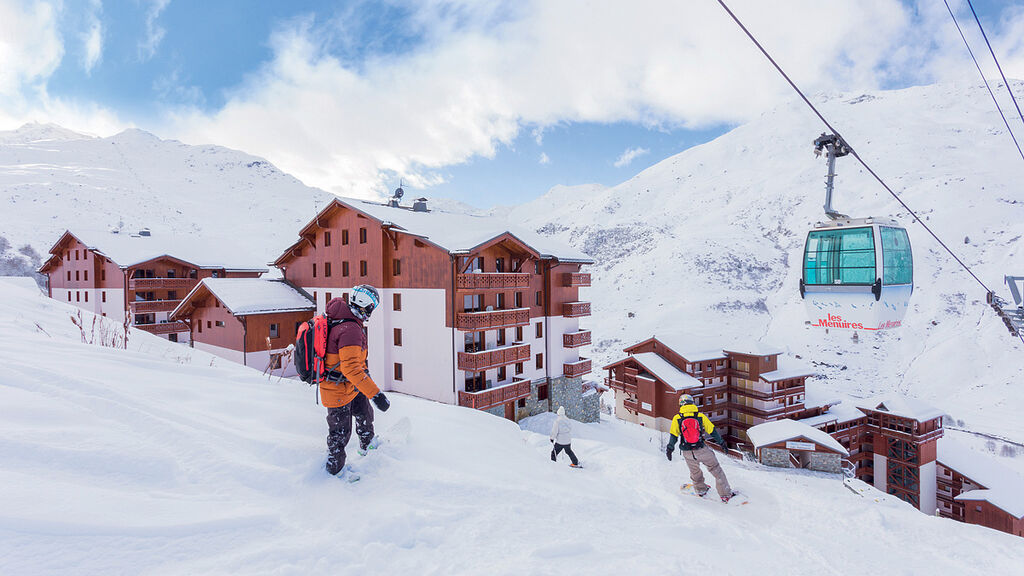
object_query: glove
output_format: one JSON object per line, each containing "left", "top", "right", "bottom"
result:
{"left": 550, "top": 438, "right": 554, "bottom": 443}
{"left": 371, "top": 392, "right": 390, "bottom": 412}
{"left": 666, "top": 445, "right": 673, "bottom": 461}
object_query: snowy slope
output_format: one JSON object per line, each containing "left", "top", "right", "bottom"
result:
{"left": 512, "top": 82, "right": 1024, "bottom": 446}
{"left": 1, "top": 279, "right": 1022, "bottom": 575}
{"left": 0, "top": 122, "right": 333, "bottom": 270}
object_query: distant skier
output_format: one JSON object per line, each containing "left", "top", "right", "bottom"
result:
{"left": 321, "top": 286, "right": 391, "bottom": 479}
{"left": 666, "top": 394, "right": 736, "bottom": 502}
{"left": 550, "top": 406, "right": 581, "bottom": 468}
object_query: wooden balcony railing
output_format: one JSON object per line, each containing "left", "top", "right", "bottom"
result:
{"left": 458, "top": 344, "right": 531, "bottom": 372}
{"left": 562, "top": 301, "right": 591, "bottom": 318}
{"left": 563, "top": 330, "right": 591, "bottom": 348}
{"left": 130, "top": 299, "right": 183, "bottom": 313}
{"left": 458, "top": 379, "right": 531, "bottom": 410}
{"left": 129, "top": 277, "right": 196, "bottom": 290}
{"left": 623, "top": 397, "right": 640, "bottom": 412}
{"left": 605, "top": 377, "right": 638, "bottom": 395}
{"left": 456, "top": 273, "right": 531, "bottom": 290}
{"left": 456, "top": 308, "right": 530, "bottom": 330}
{"left": 564, "top": 272, "right": 591, "bottom": 287}
{"left": 563, "top": 358, "right": 592, "bottom": 378}
{"left": 134, "top": 321, "right": 190, "bottom": 335}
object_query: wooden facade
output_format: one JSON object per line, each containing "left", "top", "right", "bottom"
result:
{"left": 273, "top": 198, "right": 593, "bottom": 419}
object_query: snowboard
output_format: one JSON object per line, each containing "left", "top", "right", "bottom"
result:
{"left": 569, "top": 463, "right": 584, "bottom": 469}
{"left": 681, "top": 483, "right": 749, "bottom": 505}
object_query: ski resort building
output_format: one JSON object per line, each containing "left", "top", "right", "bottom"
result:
{"left": 746, "top": 419, "right": 849, "bottom": 473}
{"left": 937, "top": 439, "right": 1024, "bottom": 537}
{"left": 38, "top": 229, "right": 267, "bottom": 342}
{"left": 169, "top": 279, "right": 315, "bottom": 377}
{"left": 272, "top": 196, "right": 597, "bottom": 422}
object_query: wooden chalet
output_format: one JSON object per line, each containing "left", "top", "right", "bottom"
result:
{"left": 272, "top": 196, "right": 595, "bottom": 421}
{"left": 169, "top": 278, "right": 314, "bottom": 377}
{"left": 38, "top": 229, "right": 266, "bottom": 342}
{"left": 938, "top": 438, "right": 1024, "bottom": 537}
{"left": 747, "top": 419, "right": 850, "bottom": 473}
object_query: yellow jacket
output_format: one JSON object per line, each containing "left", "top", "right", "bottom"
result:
{"left": 670, "top": 404, "right": 715, "bottom": 437}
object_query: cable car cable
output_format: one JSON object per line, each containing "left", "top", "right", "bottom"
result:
{"left": 944, "top": 0, "right": 1024, "bottom": 163}
{"left": 715, "top": 0, "right": 993, "bottom": 297}
{"left": 966, "top": 0, "right": 1024, "bottom": 135}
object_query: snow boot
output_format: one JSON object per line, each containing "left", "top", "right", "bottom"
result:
{"left": 721, "top": 491, "right": 738, "bottom": 503}
{"left": 357, "top": 435, "right": 380, "bottom": 456}
{"left": 336, "top": 465, "right": 361, "bottom": 483}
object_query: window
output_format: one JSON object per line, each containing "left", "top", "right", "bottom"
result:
{"left": 514, "top": 292, "right": 522, "bottom": 308}
{"left": 343, "top": 292, "right": 349, "bottom": 302}
{"left": 515, "top": 326, "right": 523, "bottom": 341}
{"left": 497, "top": 366, "right": 507, "bottom": 382}
{"left": 535, "top": 353, "right": 543, "bottom": 369}
{"left": 313, "top": 263, "right": 317, "bottom": 278}
{"left": 270, "top": 324, "right": 279, "bottom": 338}
{"left": 76, "top": 291, "right": 80, "bottom": 302}
{"left": 168, "top": 291, "right": 177, "bottom": 300}
{"left": 465, "top": 331, "right": 484, "bottom": 353}
{"left": 65, "top": 252, "right": 69, "bottom": 261}
{"left": 84, "top": 271, "right": 88, "bottom": 281}
{"left": 102, "top": 291, "right": 106, "bottom": 303}
{"left": 359, "top": 228, "right": 367, "bottom": 243}
{"left": 518, "top": 398, "right": 526, "bottom": 408}
{"left": 313, "top": 291, "right": 317, "bottom": 304}
{"left": 394, "top": 363, "right": 403, "bottom": 381}
{"left": 495, "top": 258, "right": 505, "bottom": 272}
{"left": 168, "top": 334, "right": 178, "bottom": 343}
{"left": 881, "top": 226, "right": 913, "bottom": 285}
{"left": 198, "top": 322, "right": 203, "bottom": 333}
{"left": 538, "top": 383, "right": 549, "bottom": 400}
{"left": 84, "top": 292, "right": 88, "bottom": 302}
{"left": 474, "top": 256, "right": 485, "bottom": 272}
{"left": 342, "top": 261, "right": 349, "bottom": 277}
{"left": 360, "top": 261, "right": 367, "bottom": 276}
{"left": 463, "top": 294, "right": 483, "bottom": 312}
{"left": 496, "top": 293, "right": 505, "bottom": 309}
{"left": 189, "top": 269, "right": 198, "bottom": 279}
{"left": 215, "top": 321, "right": 226, "bottom": 327}
{"left": 75, "top": 270, "right": 80, "bottom": 281}
{"left": 804, "top": 226, "right": 875, "bottom": 286}
{"left": 342, "top": 229, "right": 349, "bottom": 245}
{"left": 393, "top": 259, "right": 401, "bottom": 276}
{"left": 215, "top": 300, "right": 220, "bottom": 308}
{"left": 326, "top": 292, "right": 333, "bottom": 303}
{"left": 535, "top": 322, "right": 543, "bottom": 338}
{"left": 393, "top": 293, "right": 402, "bottom": 311}
{"left": 75, "top": 250, "right": 79, "bottom": 260}
{"left": 535, "top": 261, "right": 541, "bottom": 274}
{"left": 67, "top": 271, "right": 71, "bottom": 281}
{"left": 394, "top": 328, "right": 402, "bottom": 346}
{"left": 324, "top": 231, "right": 332, "bottom": 247}
{"left": 207, "top": 321, "right": 212, "bottom": 329}
{"left": 67, "top": 291, "right": 71, "bottom": 301}
{"left": 211, "top": 271, "right": 221, "bottom": 278}
{"left": 100, "top": 269, "right": 106, "bottom": 282}
{"left": 535, "top": 291, "right": 542, "bottom": 306}
{"left": 167, "top": 270, "right": 176, "bottom": 278}
{"left": 323, "top": 262, "right": 331, "bottom": 277}
{"left": 496, "top": 329, "right": 506, "bottom": 346}
{"left": 515, "top": 362, "right": 524, "bottom": 375}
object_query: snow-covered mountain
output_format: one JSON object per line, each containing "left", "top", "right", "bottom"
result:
{"left": 513, "top": 82, "right": 1024, "bottom": 448}
{"left": 0, "top": 122, "right": 334, "bottom": 275}
{"left": 1, "top": 278, "right": 1021, "bottom": 574}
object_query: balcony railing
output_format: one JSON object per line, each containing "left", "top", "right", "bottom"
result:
{"left": 130, "top": 299, "right": 183, "bottom": 313}
{"left": 563, "top": 330, "right": 591, "bottom": 348}
{"left": 458, "top": 379, "right": 531, "bottom": 410}
{"left": 458, "top": 343, "right": 531, "bottom": 372}
{"left": 456, "top": 308, "right": 530, "bottom": 330}
{"left": 623, "top": 398, "right": 640, "bottom": 412}
{"left": 562, "top": 301, "right": 591, "bottom": 318}
{"left": 564, "top": 272, "right": 591, "bottom": 287}
{"left": 456, "top": 273, "right": 531, "bottom": 290}
{"left": 134, "top": 321, "right": 189, "bottom": 335}
{"left": 129, "top": 277, "right": 196, "bottom": 290}
{"left": 563, "top": 358, "right": 592, "bottom": 378}
{"left": 605, "top": 377, "right": 638, "bottom": 395}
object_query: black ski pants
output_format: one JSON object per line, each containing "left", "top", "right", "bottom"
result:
{"left": 325, "top": 393, "right": 374, "bottom": 475}
{"left": 551, "top": 443, "right": 579, "bottom": 466}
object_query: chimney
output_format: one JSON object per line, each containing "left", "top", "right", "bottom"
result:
{"left": 413, "top": 197, "right": 429, "bottom": 212}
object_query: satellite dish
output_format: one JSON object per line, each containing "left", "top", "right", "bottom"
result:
{"left": 394, "top": 178, "right": 405, "bottom": 199}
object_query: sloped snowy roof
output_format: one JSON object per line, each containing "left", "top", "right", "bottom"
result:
{"left": 630, "top": 352, "right": 703, "bottom": 391}
{"left": 173, "top": 279, "right": 314, "bottom": 317}
{"left": 954, "top": 490, "right": 1024, "bottom": 518}
{"left": 798, "top": 401, "right": 865, "bottom": 427}
{"left": 760, "top": 357, "right": 816, "bottom": 382}
{"left": 746, "top": 419, "right": 849, "bottom": 456}
{"left": 722, "top": 342, "right": 785, "bottom": 357}
{"left": 63, "top": 229, "right": 268, "bottom": 271}
{"left": 646, "top": 334, "right": 727, "bottom": 362}
{"left": 856, "top": 396, "right": 946, "bottom": 422}
{"left": 341, "top": 198, "right": 592, "bottom": 262}
{"left": 938, "top": 439, "right": 1024, "bottom": 503}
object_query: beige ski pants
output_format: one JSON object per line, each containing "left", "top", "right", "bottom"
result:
{"left": 683, "top": 445, "right": 732, "bottom": 498}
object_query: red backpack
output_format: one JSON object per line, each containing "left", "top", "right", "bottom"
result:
{"left": 679, "top": 414, "right": 704, "bottom": 448}
{"left": 294, "top": 314, "right": 333, "bottom": 384}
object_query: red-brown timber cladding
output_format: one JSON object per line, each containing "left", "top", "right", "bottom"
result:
{"left": 457, "top": 344, "right": 531, "bottom": 371}
{"left": 457, "top": 380, "right": 531, "bottom": 410}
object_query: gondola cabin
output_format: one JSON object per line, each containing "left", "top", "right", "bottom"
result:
{"left": 800, "top": 217, "right": 912, "bottom": 331}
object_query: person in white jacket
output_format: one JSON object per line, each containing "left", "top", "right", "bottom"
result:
{"left": 550, "top": 406, "right": 581, "bottom": 467}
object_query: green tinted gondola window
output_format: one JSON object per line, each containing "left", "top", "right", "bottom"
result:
{"left": 880, "top": 226, "right": 913, "bottom": 285}
{"left": 804, "top": 227, "right": 875, "bottom": 285}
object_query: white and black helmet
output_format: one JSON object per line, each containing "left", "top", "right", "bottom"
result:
{"left": 349, "top": 284, "right": 380, "bottom": 321}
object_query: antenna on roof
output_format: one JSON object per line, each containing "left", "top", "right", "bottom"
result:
{"left": 389, "top": 179, "right": 405, "bottom": 208}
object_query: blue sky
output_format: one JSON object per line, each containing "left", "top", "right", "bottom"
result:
{"left": 2, "top": 0, "right": 1023, "bottom": 207}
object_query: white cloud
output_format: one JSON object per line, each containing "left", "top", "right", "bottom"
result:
{"left": 539, "top": 152, "right": 550, "bottom": 165}
{"left": 0, "top": 0, "right": 64, "bottom": 99}
{"left": 139, "top": 0, "right": 170, "bottom": 61}
{"left": 82, "top": 0, "right": 103, "bottom": 74}
{"left": 613, "top": 147, "right": 649, "bottom": 168}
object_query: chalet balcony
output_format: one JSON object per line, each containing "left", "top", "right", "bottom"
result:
{"left": 129, "top": 277, "right": 196, "bottom": 291}
{"left": 563, "top": 330, "right": 592, "bottom": 348}
{"left": 623, "top": 397, "right": 640, "bottom": 412}
{"left": 563, "top": 358, "right": 592, "bottom": 378}
{"left": 456, "top": 272, "right": 531, "bottom": 290}
{"left": 134, "top": 321, "right": 189, "bottom": 335}
{"left": 564, "top": 272, "right": 591, "bottom": 287}
{"left": 562, "top": 301, "right": 591, "bottom": 318}
{"left": 605, "top": 377, "right": 638, "bottom": 395}
{"left": 130, "top": 299, "right": 183, "bottom": 314}
{"left": 456, "top": 308, "right": 530, "bottom": 330}
{"left": 458, "top": 379, "right": 531, "bottom": 411}
{"left": 458, "top": 343, "right": 531, "bottom": 372}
